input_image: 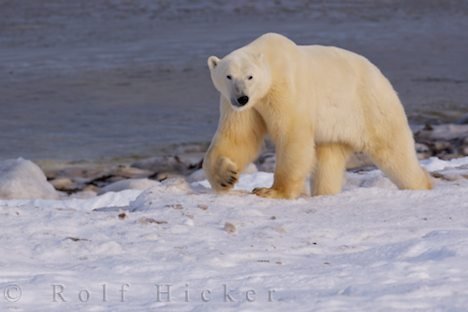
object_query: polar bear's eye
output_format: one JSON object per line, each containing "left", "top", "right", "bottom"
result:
{"left": 226, "top": 75, "right": 232, "bottom": 80}
{"left": 247, "top": 75, "right": 253, "bottom": 80}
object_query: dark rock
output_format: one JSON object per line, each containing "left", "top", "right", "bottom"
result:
{"left": 132, "top": 156, "right": 186, "bottom": 173}
{"left": 462, "top": 146, "right": 468, "bottom": 156}
{"left": 50, "top": 177, "right": 79, "bottom": 193}
{"left": 112, "top": 165, "right": 153, "bottom": 179}
{"left": 256, "top": 153, "right": 276, "bottom": 172}
{"left": 415, "top": 143, "right": 431, "bottom": 160}
{"left": 432, "top": 141, "right": 452, "bottom": 152}
{"left": 455, "top": 114, "right": 468, "bottom": 125}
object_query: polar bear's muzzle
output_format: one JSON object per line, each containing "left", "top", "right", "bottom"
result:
{"left": 232, "top": 95, "right": 249, "bottom": 107}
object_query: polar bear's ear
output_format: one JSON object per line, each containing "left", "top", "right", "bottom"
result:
{"left": 208, "top": 56, "right": 220, "bottom": 70}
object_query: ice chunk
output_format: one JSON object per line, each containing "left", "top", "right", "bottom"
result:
{"left": 0, "top": 158, "right": 59, "bottom": 200}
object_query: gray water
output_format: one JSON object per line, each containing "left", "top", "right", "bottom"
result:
{"left": 1, "top": 0, "right": 467, "bottom": 161}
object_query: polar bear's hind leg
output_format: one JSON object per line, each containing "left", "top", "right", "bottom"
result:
{"left": 368, "top": 134, "right": 432, "bottom": 190}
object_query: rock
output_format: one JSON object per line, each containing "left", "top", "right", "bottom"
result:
{"left": 111, "top": 165, "right": 153, "bottom": 179}
{"left": 69, "top": 190, "right": 98, "bottom": 199}
{"left": 150, "top": 172, "right": 185, "bottom": 182}
{"left": 415, "top": 143, "right": 431, "bottom": 160}
{"left": 197, "top": 204, "right": 209, "bottom": 210}
{"left": 431, "top": 165, "right": 468, "bottom": 181}
{"left": 256, "top": 153, "right": 276, "bottom": 172}
{"left": 455, "top": 114, "right": 468, "bottom": 125}
{"left": 224, "top": 222, "right": 237, "bottom": 234}
{"left": 131, "top": 154, "right": 203, "bottom": 174}
{"left": 49, "top": 177, "right": 78, "bottom": 192}
{"left": 432, "top": 141, "right": 452, "bottom": 152}
{"left": 131, "top": 156, "right": 186, "bottom": 172}
{"left": 166, "top": 203, "right": 183, "bottom": 210}
{"left": 42, "top": 162, "right": 114, "bottom": 182}
{"left": 98, "top": 178, "right": 160, "bottom": 195}
{"left": 416, "top": 124, "right": 468, "bottom": 141}
{"left": 174, "top": 153, "right": 204, "bottom": 168}
{"left": 415, "top": 143, "right": 430, "bottom": 153}
{"left": 84, "top": 174, "right": 126, "bottom": 188}
{"left": 0, "top": 158, "right": 59, "bottom": 200}
{"left": 172, "top": 143, "right": 209, "bottom": 154}
{"left": 463, "top": 137, "right": 468, "bottom": 146}
{"left": 462, "top": 146, "right": 468, "bottom": 156}
{"left": 83, "top": 184, "right": 100, "bottom": 193}
{"left": 413, "top": 123, "right": 468, "bottom": 159}
{"left": 139, "top": 217, "right": 167, "bottom": 225}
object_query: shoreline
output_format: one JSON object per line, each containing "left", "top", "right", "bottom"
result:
{"left": 29, "top": 121, "right": 468, "bottom": 196}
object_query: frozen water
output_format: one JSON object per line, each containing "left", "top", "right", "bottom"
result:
{"left": 1, "top": 1, "right": 467, "bottom": 161}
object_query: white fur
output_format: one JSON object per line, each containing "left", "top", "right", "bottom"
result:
{"left": 204, "top": 33, "right": 432, "bottom": 199}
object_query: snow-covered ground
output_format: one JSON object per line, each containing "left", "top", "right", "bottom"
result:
{"left": 1, "top": 157, "right": 468, "bottom": 311}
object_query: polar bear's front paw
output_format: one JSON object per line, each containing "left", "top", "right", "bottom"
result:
{"left": 213, "top": 157, "right": 239, "bottom": 190}
{"left": 252, "top": 187, "right": 287, "bottom": 199}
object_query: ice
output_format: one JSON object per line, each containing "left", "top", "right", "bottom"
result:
{"left": 1, "top": 2, "right": 466, "bottom": 161}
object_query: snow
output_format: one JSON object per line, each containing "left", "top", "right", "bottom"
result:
{"left": 0, "top": 158, "right": 58, "bottom": 200}
{"left": 1, "top": 157, "right": 468, "bottom": 311}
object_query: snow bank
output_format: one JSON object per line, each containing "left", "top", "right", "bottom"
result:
{"left": 0, "top": 158, "right": 58, "bottom": 200}
{"left": 1, "top": 157, "right": 468, "bottom": 311}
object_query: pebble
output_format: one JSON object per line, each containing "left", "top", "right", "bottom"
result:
{"left": 224, "top": 222, "right": 237, "bottom": 234}
{"left": 462, "top": 146, "right": 468, "bottom": 156}
{"left": 49, "top": 177, "right": 77, "bottom": 192}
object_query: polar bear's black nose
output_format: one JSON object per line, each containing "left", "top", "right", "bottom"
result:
{"left": 237, "top": 96, "right": 249, "bottom": 106}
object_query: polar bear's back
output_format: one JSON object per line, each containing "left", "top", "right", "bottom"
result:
{"left": 297, "top": 44, "right": 409, "bottom": 148}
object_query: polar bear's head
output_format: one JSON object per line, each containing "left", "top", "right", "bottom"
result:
{"left": 208, "top": 52, "right": 271, "bottom": 111}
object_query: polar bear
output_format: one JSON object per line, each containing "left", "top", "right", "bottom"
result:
{"left": 203, "top": 33, "right": 432, "bottom": 199}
